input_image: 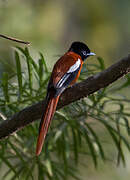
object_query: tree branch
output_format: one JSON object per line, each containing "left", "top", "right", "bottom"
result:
{"left": 0, "top": 55, "right": 130, "bottom": 140}
{"left": 0, "top": 34, "right": 30, "bottom": 45}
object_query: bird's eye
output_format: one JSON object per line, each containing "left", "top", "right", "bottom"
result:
{"left": 82, "top": 51, "right": 86, "bottom": 56}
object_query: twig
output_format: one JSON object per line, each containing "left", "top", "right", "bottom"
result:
{"left": 0, "top": 54, "right": 130, "bottom": 139}
{"left": 0, "top": 34, "right": 30, "bottom": 45}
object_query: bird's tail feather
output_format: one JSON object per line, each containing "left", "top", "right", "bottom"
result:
{"left": 36, "top": 95, "right": 59, "bottom": 156}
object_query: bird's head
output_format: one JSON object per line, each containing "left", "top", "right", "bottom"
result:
{"left": 68, "top": 41, "right": 95, "bottom": 61}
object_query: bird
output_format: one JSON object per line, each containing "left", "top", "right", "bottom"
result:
{"left": 36, "top": 41, "right": 95, "bottom": 156}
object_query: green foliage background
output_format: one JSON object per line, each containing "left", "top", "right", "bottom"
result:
{"left": 0, "top": 48, "right": 130, "bottom": 180}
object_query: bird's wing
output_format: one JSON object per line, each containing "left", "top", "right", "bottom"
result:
{"left": 48, "top": 52, "right": 83, "bottom": 96}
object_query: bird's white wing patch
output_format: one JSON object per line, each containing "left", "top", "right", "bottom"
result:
{"left": 56, "top": 73, "right": 70, "bottom": 88}
{"left": 67, "top": 58, "right": 81, "bottom": 73}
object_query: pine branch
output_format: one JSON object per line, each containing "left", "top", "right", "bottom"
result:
{"left": 0, "top": 54, "right": 130, "bottom": 139}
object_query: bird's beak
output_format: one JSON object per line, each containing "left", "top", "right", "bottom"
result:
{"left": 87, "top": 52, "right": 96, "bottom": 56}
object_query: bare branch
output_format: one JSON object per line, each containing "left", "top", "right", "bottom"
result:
{"left": 0, "top": 54, "right": 130, "bottom": 139}
{"left": 0, "top": 34, "right": 30, "bottom": 45}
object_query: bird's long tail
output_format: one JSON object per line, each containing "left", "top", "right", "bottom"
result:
{"left": 36, "top": 95, "right": 60, "bottom": 156}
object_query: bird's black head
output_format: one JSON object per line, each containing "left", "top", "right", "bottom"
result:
{"left": 68, "top": 41, "right": 95, "bottom": 61}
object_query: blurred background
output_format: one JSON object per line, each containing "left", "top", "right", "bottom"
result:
{"left": 0, "top": 0, "right": 130, "bottom": 68}
{"left": 0, "top": 0, "right": 130, "bottom": 179}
